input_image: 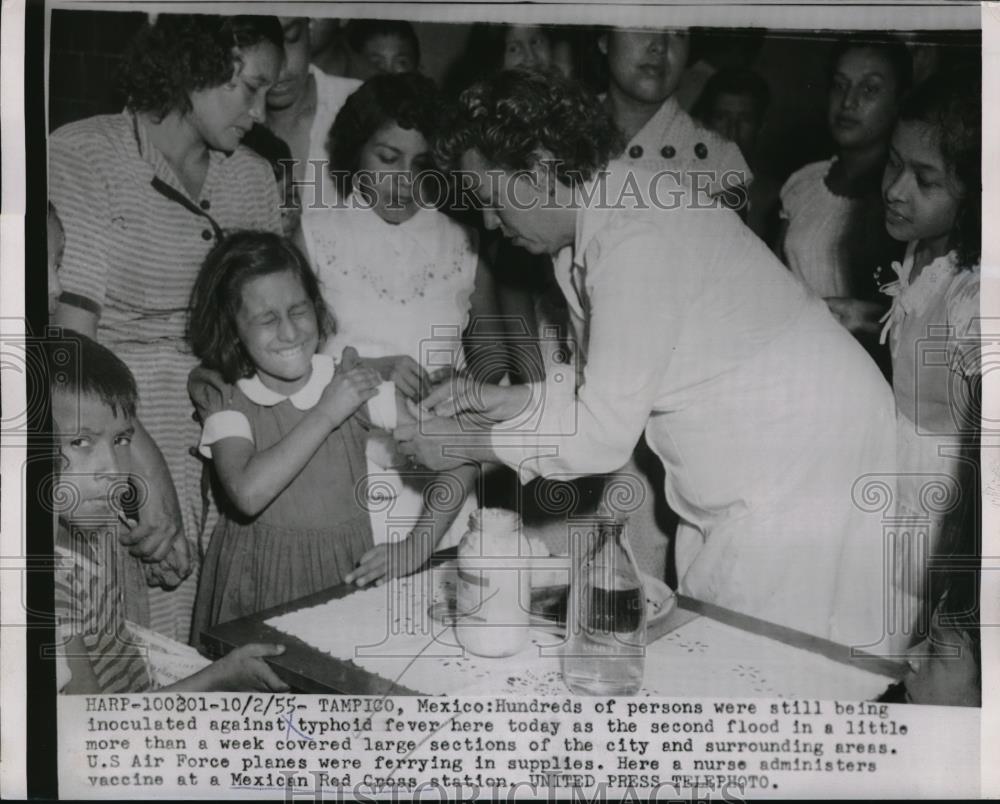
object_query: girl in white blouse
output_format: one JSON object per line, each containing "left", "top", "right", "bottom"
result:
{"left": 303, "top": 74, "right": 500, "bottom": 584}
{"left": 778, "top": 38, "right": 910, "bottom": 368}
{"left": 877, "top": 68, "right": 981, "bottom": 624}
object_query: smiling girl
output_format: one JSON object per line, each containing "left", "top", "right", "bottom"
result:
{"left": 186, "top": 232, "right": 384, "bottom": 639}
{"left": 878, "top": 67, "right": 981, "bottom": 616}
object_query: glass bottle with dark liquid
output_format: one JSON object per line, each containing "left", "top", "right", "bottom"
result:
{"left": 562, "top": 509, "right": 646, "bottom": 695}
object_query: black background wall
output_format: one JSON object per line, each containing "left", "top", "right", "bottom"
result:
{"left": 48, "top": 10, "right": 980, "bottom": 187}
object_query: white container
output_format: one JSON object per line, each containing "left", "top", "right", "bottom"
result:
{"left": 454, "top": 508, "right": 531, "bottom": 657}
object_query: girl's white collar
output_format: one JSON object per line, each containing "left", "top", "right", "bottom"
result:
{"left": 237, "top": 354, "right": 334, "bottom": 410}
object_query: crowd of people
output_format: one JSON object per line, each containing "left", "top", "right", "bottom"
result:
{"left": 45, "top": 15, "right": 981, "bottom": 707}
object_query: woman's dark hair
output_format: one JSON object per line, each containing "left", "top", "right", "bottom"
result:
{"left": 120, "top": 14, "right": 284, "bottom": 118}
{"left": 327, "top": 72, "right": 446, "bottom": 199}
{"left": 691, "top": 67, "right": 771, "bottom": 126}
{"left": 46, "top": 330, "right": 138, "bottom": 420}
{"left": 436, "top": 68, "right": 622, "bottom": 187}
{"left": 345, "top": 19, "right": 420, "bottom": 64}
{"left": 828, "top": 35, "right": 914, "bottom": 96}
{"left": 188, "top": 231, "right": 330, "bottom": 383}
{"left": 448, "top": 23, "right": 553, "bottom": 93}
{"left": 898, "top": 66, "right": 981, "bottom": 268}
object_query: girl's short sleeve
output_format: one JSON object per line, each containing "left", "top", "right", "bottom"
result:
{"left": 188, "top": 366, "right": 254, "bottom": 457}
{"left": 778, "top": 160, "right": 822, "bottom": 223}
{"left": 948, "top": 269, "right": 981, "bottom": 379}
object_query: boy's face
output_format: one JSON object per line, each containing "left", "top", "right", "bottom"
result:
{"left": 503, "top": 25, "right": 552, "bottom": 71}
{"left": 267, "top": 17, "right": 312, "bottom": 111}
{"left": 354, "top": 34, "right": 418, "bottom": 79}
{"left": 602, "top": 29, "right": 690, "bottom": 106}
{"left": 706, "top": 92, "right": 761, "bottom": 156}
{"left": 53, "top": 389, "right": 134, "bottom": 520}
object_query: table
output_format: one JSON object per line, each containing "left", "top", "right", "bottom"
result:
{"left": 202, "top": 553, "right": 906, "bottom": 697}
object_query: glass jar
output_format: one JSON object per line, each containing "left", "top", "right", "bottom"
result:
{"left": 562, "top": 509, "right": 647, "bottom": 695}
{"left": 454, "top": 508, "right": 531, "bottom": 657}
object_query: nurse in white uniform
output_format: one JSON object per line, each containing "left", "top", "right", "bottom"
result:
{"left": 397, "top": 70, "right": 907, "bottom": 651}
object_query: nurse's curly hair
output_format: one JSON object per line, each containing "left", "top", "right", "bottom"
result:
{"left": 435, "top": 68, "right": 622, "bottom": 186}
{"left": 120, "top": 14, "right": 284, "bottom": 119}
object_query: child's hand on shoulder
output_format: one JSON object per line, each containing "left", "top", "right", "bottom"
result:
{"left": 318, "top": 347, "right": 381, "bottom": 427}
{"left": 203, "top": 644, "right": 289, "bottom": 692}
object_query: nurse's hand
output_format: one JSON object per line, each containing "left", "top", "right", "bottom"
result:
{"left": 421, "top": 378, "right": 532, "bottom": 421}
{"left": 394, "top": 419, "right": 470, "bottom": 472}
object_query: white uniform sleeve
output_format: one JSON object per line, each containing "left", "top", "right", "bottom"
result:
{"left": 490, "top": 219, "right": 696, "bottom": 483}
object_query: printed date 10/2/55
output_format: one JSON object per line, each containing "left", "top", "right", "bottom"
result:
{"left": 85, "top": 695, "right": 303, "bottom": 716}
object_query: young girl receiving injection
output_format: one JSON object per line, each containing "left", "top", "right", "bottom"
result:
{"left": 186, "top": 231, "right": 386, "bottom": 641}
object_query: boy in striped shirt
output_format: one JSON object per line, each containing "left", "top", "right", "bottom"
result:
{"left": 50, "top": 332, "right": 289, "bottom": 693}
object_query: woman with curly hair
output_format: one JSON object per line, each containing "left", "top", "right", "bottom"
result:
{"left": 401, "top": 70, "right": 908, "bottom": 650}
{"left": 50, "top": 14, "right": 286, "bottom": 642}
{"left": 300, "top": 73, "right": 500, "bottom": 584}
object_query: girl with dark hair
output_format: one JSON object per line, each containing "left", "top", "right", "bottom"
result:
{"left": 878, "top": 67, "right": 981, "bottom": 615}
{"left": 301, "top": 73, "right": 497, "bottom": 583}
{"left": 50, "top": 14, "right": 287, "bottom": 642}
{"left": 186, "top": 231, "right": 384, "bottom": 638}
{"left": 778, "top": 37, "right": 911, "bottom": 368}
